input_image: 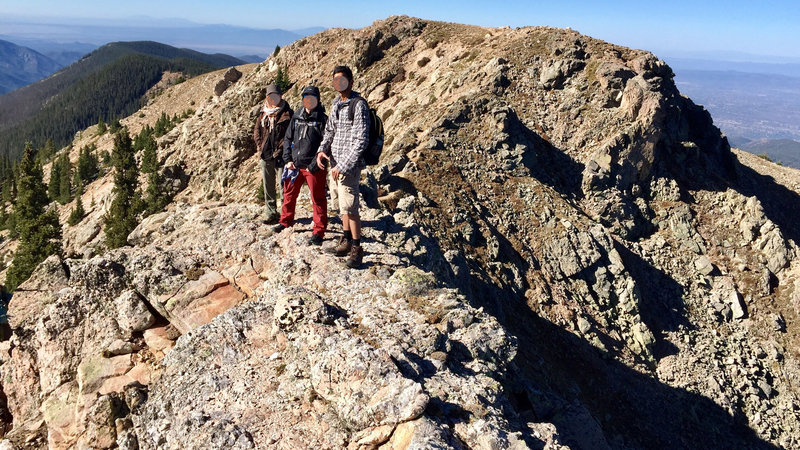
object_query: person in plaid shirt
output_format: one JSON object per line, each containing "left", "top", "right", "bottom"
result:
{"left": 316, "top": 65, "right": 368, "bottom": 268}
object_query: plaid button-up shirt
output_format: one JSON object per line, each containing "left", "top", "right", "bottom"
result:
{"left": 319, "top": 91, "right": 369, "bottom": 176}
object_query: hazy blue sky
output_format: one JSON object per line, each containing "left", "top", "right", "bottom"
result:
{"left": 3, "top": 0, "right": 799, "bottom": 58}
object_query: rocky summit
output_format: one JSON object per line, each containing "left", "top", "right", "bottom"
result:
{"left": 2, "top": 15, "right": 800, "bottom": 449}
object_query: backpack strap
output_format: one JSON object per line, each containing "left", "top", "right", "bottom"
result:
{"left": 347, "top": 96, "right": 367, "bottom": 122}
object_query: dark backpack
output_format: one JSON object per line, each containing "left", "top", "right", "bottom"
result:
{"left": 341, "top": 96, "right": 384, "bottom": 166}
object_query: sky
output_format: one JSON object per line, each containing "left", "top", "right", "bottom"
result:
{"left": 2, "top": 0, "right": 800, "bottom": 59}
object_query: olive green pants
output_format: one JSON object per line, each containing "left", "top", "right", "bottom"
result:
{"left": 260, "top": 158, "right": 280, "bottom": 218}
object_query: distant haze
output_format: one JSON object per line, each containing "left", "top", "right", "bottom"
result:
{"left": 0, "top": 16, "right": 324, "bottom": 59}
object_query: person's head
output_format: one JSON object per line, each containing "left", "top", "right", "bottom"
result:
{"left": 265, "top": 84, "right": 282, "bottom": 108}
{"left": 332, "top": 65, "right": 353, "bottom": 93}
{"left": 301, "top": 86, "right": 320, "bottom": 112}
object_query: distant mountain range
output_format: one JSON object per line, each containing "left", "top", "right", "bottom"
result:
{"left": 0, "top": 39, "right": 63, "bottom": 94}
{"left": 0, "top": 41, "right": 244, "bottom": 158}
{"left": 0, "top": 16, "right": 323, "bottom": 60}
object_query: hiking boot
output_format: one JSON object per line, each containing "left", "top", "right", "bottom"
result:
{"left": 308, "top": 233, "right": 323, "bottom": 246}
{"left": 327, "top": 235, "right": 351, "bottom": 256}
{"left": 346, "top": 245, "right": 363, "bottom": 269}
{"left": 264, "top": 213, "right": 280, "bottom": 225}
{"left": 271, "top": 223, "right": 287, "bottom": 233}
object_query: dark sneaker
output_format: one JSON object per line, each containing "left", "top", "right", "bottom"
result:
{"left": 327, "top": 235, "right": 351, "bottom": 256}
{"left": 308, "top": 234, "right": 323, "bottom": 246}
{"left": 346, "top": 245, "right": 363, "bottom": 268}
{"left": 271, "top": 223, "right": 287, "bottom": 233}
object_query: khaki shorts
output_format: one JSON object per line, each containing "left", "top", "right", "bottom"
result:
{"left": 331, "top": 168, "right": 361, "bottom": 216}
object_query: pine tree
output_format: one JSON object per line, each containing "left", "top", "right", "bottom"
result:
{"left": 140, "top": 132, "right": 169, "bottom": 215}
{"left": 140, "top": 133, "right": 158, "bottom": 174}
{"left": 38, "top": 139, "right": 56, "bottom": 163}
{"left": 68, "top": 177, "right": 85, "bottom": 226}
{"left": 275, "top": 66, "right": 291, "bottom": 93}
{"left": 103, "top": 129, "right": 141, "bottom": 249}
{"left": 57, "top": 154, "right": 72, "bottom": 204}
{"left": 77, "top": 144, "right": 99, "bottom": 183}
{"left": 109, "top": 117, "right": 122, "bottom": 133}
{"left": 5, "top": 143, "right": 62, "bottom": 292}
{"left": 133, "top": 125, "right": 154, "bottom": 152}
{"left": 97, "top": 117, "right": 107, "bottom": 135}
{"left": 273, "top": 45, "right": 281, "bottom": 57}
{"left": 154, "top": 113, "right": 169, "bottom": 137}
{"left": 48, "top": 157, "right": 61, "bottom": 201}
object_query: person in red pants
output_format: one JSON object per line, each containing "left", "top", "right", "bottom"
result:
{"left": 272, "top": 86, "right": 328, "bottom": 245}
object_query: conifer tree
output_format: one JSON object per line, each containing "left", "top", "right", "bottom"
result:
{"left": 5, "top": 143, "right": 62, "bottom": 291}
{"left": 109, "top": 117, "right": 122, "bottom": 134}
{"left": 273, "top": 45, "right": 281, "bottom": 57}
{"left": 97, "top": 117, "right": 107, "bottom": 135}
{"left": 77, "top": 144, "right": 99, "bottom": 183}
{"left": 140, "top": 133, "right": 158, "bottom": 174}
{"left": 38, "top": 139, "right": 56, "bottom": 163}
{"left": 0, "top": 203, "right": 7, "bottom": 232}
{"left": 275, "top": 66, "right": 291, "bottom": 93}
{"left": 154, "top": 112, "right": 169, "bottom": 137}
{"left": 48, "top": 157, "right": 61, "bottom": 201}
{"left": 140, "top": 132, "right": 169, "bottom": 215}
{"left": 103, "top": 129, "right": 141, "bottom": 249}
{"left": 68, "top": 177, "right": 85, "bottom": 226}
{"left": 57, "top": 154, "right": 72, "bottom": 204}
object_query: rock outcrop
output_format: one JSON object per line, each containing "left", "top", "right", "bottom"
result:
{"left": 2, "top": 15, "right": 800, "bottom": 449}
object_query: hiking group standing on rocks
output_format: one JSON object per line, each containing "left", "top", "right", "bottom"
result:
{"left": 253, "top": 65, "right": 377, "bottom": 269}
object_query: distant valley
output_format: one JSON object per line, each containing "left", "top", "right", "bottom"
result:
{"left": 669, "top": 56, "right": 800, "bottom": 168}
{"left": 0, "top": 39, "right": 63, "bottom": 94}
{"left": 0, "top": 41, "right": 244, "bottom": 158}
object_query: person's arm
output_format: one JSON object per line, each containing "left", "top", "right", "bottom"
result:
{"left": 316, "top": 113, "right": 332, "bottom": 170}
{"left": 253, "top": 114, "right": 264, "bottom": 152}
{"left": 334, "top": 99, "right": 369, "bottom": 175}
{"left": 282, "top": 117, "right": 295, "bottom": 165}
{"left": 318, "top": 108, "right": 335, "bottom": 156}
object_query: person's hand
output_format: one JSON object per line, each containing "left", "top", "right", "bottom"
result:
{"left": 286, "top": 161, "right": 296, "bottom": 170}
{"left": 331, "top": 167, "right": 341, "bottom": 180}
{"left": 316, "top": 153, "right": 329, "bottom": 170}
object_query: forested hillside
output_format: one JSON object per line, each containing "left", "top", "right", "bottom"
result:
{"left": 0, "top": 41, "right": 243, "bottom": 159}
{"left": 0, "top": 39, "right": 62, "bottom": 94}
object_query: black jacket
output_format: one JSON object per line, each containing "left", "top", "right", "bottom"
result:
{"left": 253, "top": 100, "right": 293, "bottom": 163}
{"left": 282, "top": 105, "right": 327, "bottom": 172}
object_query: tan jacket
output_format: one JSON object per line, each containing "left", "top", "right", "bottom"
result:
{"left": 253, "top": 100, "right": 293, "bottom": 162}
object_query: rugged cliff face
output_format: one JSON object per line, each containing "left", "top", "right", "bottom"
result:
{"left": 2, "top": 16, "right": 800, "bottom": 449}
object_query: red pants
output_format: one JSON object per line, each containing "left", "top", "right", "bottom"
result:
{"left": 279, "top": 168, "right": 328, "bottom": 237}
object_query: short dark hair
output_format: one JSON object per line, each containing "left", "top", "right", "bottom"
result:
{"left": 332, "top": 65, "right": 353, "bottom": 83}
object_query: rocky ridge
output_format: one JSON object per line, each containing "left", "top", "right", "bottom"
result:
{"left": 1, "top": 15, "right": 800, "bottom": 449}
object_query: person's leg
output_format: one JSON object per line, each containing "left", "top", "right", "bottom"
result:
{"left": 275, "top": 164, "right": 283, "bottom": 205}
{"left": 328, "top": 169, "right": 339, "bottom": 214}
{"left": 279, "top": 170, "right": 305, "bottom": 228}
{"left": 328, "top": 173, "right": 353, "bottom": 256}
{"left": 340, "top": 169, "right": 363, "bottom": 268}
{"left": 261, "top": 158, "right": 278, "bottom": 221}
{"left": 349, "top": 215, "right": 361, "bottom": 240}
{"left": 307, "top": 169, "right": 328, "bottom": 238}
{"left": 338, "top": 172, "right": 351, "bottom": 236}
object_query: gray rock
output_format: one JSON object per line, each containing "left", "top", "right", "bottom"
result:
{"left": 113, "top": 290, "right": 156, "bottom": 336}
{"left": 694, "top": 256, "right": 715, "bottom": 276}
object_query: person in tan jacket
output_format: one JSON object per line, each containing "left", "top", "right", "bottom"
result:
{"left": 253, "top": 83, "right": 293, "bottom": 223}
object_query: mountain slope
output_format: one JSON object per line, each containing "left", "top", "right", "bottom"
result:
{"left": 2, "top": 16, "right": 800, "bottom": 449}
{"left": 739, "top": 138, "right": 800, "bottom": 169}
{"left": 0, "top": 41, "right": 244, "bottom": 158}
{"left": 0, "top": 39, "right": 62, "bottom": 94}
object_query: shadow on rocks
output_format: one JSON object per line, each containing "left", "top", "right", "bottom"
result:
{"left": 733, "top": 160, "right": 800, "bottom": 246}
{"left": 612, "top": 240, "right": 687, "bottom": 360}
{"left": 420, "top": 237, "right": 777, "bottom": 449}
